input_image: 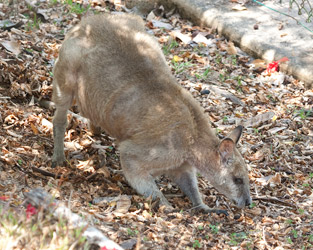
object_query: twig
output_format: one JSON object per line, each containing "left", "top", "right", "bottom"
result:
{"left": 253, "top": 196, "right": 296, "bottom": 208}
{"left": 31, "top": 166, "right": 60, "bottom": 178}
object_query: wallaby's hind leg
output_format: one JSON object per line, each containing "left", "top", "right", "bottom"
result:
{"left": 120, "top": 150, "right": 172, "bottom": 207}
{"left": 89, "top": 121, "right": 102, "bottom": 136}
{"left": 52, "top": 81, "right": 73, "bottom": 167}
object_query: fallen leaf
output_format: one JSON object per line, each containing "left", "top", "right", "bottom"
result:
{"left": 173, "top": 55, "right": 183, "bottom": 62}
{"left": 251, "top": 59, "right": 267, "bottom": 69}
{"left": 247, "top": 150, "right": 265, "bottom": 162}
{"left": 256, "top": 175, "right": 273, "bottom": 186}
{"left": 243, "top": 111, "right": 275, "bottom": 128}
{"left": 268, "top": 126, "right": 287, "bottom": 134}
{"left": 30, "top": 123, "right": 39, "bottom": 135}
{"left": 41, "top": 118, "right": 53, "bottom": 131}
{"left": 1, "top": 40, "right": 21, "bottom": 56}
{"left": 226, "top": 41, "right": 237, "bottom": 55}
{"left": 171, "top": 30, "right": 192, "bottom": 44}
{"left": 115, "top": 195, "right": 131, "bottom": 213}
{"left": 232, "top": 5, "right": 247, "bottom": 11}
{"left": 193, "top": 33, "right": 213, "bottom": 46}
{"left": 97, "top": 166, "right": 110, "bottom": 178}
{"left": 151, "top": 20, "right": 173, "bottom": 30}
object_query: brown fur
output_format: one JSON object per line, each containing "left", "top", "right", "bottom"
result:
{"left": 52, "top": 13, "right": 251, "bottom": 213}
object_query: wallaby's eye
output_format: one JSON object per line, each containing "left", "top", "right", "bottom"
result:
{"left": 234, "top": 177, "right": 243, "bottom": 185}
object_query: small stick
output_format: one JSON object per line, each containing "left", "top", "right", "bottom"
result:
{"left": 253, "top": 196, "right": 296, "bottom": 208}
{"left": 31, "top": 166, "right": 60, "bottom": 178}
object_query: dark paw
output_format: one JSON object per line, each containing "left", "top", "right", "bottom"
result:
{"left": 51, "top": 157, "right": 66, "bottom": 168}
{"left": 192, "top": 204, "right": 228, "bottom": 216}
{"left": 51, "top": 161, "right": 64, "bottom": 168}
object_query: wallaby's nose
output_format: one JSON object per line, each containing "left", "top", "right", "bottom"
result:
{"left": 245, "top": 198, "right": 251, "bottom": 206}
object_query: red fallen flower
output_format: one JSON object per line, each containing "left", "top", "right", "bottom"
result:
{"left": 0, "top": 196, "right": 9, "bottom": 201}
{"left": 266, "top": 57, "right": 289, "bottom": 74}
{"left": 100, "top": 247, "right": 118, "bottom": 250}
{"left": 26, "top": 204, "right": 37, "bottom": 219}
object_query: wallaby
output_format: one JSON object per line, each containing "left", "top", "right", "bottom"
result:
{"left": 52, "top": 13, "right": 251, "bottom": 215}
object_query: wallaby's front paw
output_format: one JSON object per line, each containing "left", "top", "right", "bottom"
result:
{"left": 192, "top": 204, "right": 228, "bottom": 216}
{"left": 51, "top": 154, "right": 66, "bottom": 168}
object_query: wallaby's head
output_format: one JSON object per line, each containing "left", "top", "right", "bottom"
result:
{"left": 200, "top": 126, "right": 252, "bottom": 208}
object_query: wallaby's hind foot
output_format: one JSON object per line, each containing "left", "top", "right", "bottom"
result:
{"left": 51, "top": 153, "right": 66, "bottom": 168}
{"left": 89, "top": 121, "right": 102, "bottom": 136}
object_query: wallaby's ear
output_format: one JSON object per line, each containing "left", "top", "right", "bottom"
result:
{"left": 219, "top": 138, "right": 235, "bottom": 162}
{"left": 226, "top": 125, "right": 243, "bottom": 144}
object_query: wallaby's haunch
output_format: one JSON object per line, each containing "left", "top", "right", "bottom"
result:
{"left": 52, "top": 14, "right": 251, "bottom": 215}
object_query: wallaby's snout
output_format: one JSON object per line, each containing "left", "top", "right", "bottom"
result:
{"left": 245, "top": 197, "right": 252, "bottom": 206}
{"left": 235, "top": 194, "right": 252, "bottom": 208}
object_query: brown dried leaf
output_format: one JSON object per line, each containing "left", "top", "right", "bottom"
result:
{"left": 1, "top": 40, "right": 21, "bottom": 56}
{"left": 115, "top": 195, "right": 131, "bottom": 213}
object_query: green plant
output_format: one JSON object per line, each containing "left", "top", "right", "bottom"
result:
{"left": 287, "top": 237, "right": 293, "bottom": 244}
{"left": 195, "top": 67, "right": 211, "bottom": 80}
{"left": 253, "top": 128, "right": 259, "bottom": 134}
{"left": 192, "top": 239, "right": 201, "bottom": 248}
{"left": 65, "top": 0, "right": 90, "bottom": 14}
{"left": 298, "top": 208, "right": 304, "bottom": 214}
{"left": 209, "top": 224, "right": 219, "bottom": 234}
{"left": 249, "top": 202, "right": 256, "bottom": 209}
{"left": 266, "top": 94, "right": 276, "bottom": 103}
{"left": 291, "top": 229, "right": 298, "bottom": 238}
{"left": 219, "top": 73, "right": 227, "bottom": 82}
{"left": 222, "top": 116, "right": 229, "bottom": 124}
{"left": 294, "top": 108, "right": 311, "bottom": 120}
{"left": 231, "top": 55, "right": 237, "bottom": 65}
{"left": 215, "top": 52, "right": 222, "bottom": 64}
{"left": 234, "top": 75, "right": 243, "bottom": 92}
{"left": 285, "top": 219, "right": 293, "bottom": 225}
{"left": 25, "top": 13, "right": 41, "bottom": 30}
{"left": 162, "top": 40, "right": 179, "bottom": 55}
{"left": 127, "top": 228, "right": 138, "bottom": 236}
{"left": 171, "top": 61, "right": 193, "bottom": 74}
{"left": 50, "top": 0, "right": 58, "bottom": 5}
{"left": 229, "top": 232, "right": 247, "bottom": 246}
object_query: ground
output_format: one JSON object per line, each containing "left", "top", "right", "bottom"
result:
{"left": 0, "top": 1, "right": 312, "bottom": 250}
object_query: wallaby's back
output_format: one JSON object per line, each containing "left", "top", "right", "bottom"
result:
{"left": 53, "top": 14, "right": 201, "bottom": 143}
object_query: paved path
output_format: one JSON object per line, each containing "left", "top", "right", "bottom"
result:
{"left": 160, "top": 0, "right": 313, "bottom": 88}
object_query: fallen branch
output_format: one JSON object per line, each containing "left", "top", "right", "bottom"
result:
{"left": 24, "top": 188, "right": 124, "bottom": 250}
{"left": 253, "top": 196, "right": 296, "bottom": 208}
{"left": 31, "top": 166, "right": 60, "bottom": 178}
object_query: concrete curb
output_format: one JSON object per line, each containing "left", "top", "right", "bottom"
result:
{"left": 159, "top": 0, "right": 313, "bottom": 88}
